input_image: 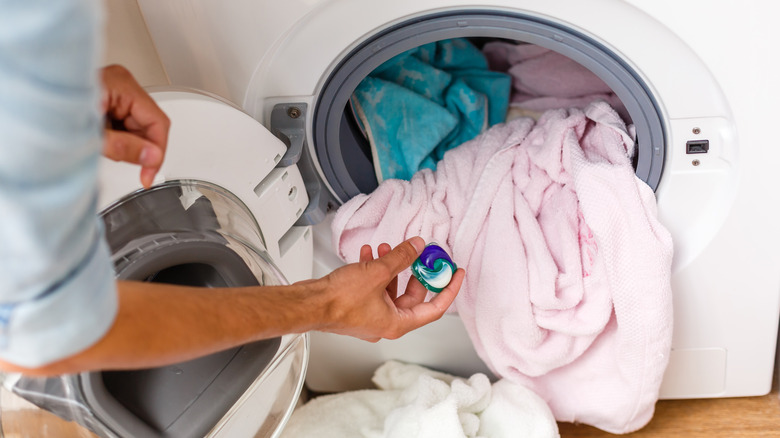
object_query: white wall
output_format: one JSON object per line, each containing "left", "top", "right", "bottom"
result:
{"left": 102, "top": 0, "right": 168, "bottom": 87}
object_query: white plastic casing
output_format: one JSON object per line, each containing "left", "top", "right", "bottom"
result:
{"left": 125, "top": 0, "right": 780, "bottom": 399}
{"left": 97, "top": 90, "right": 314, "bottom": 284}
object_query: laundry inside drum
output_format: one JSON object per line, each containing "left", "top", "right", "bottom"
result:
{"left": 344, "top": 37, "right": 637, "bottom": 186}
{"left": 312, "top": 12, "right": 665, "bottom": 205}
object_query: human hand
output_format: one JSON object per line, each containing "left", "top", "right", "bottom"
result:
{"left": 314, "top": 237, "right": 464, "bottom": 342}
{"left": 101, "top": 64, "right": 170, "bottom": 188}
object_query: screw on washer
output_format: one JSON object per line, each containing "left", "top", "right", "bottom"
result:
{"left": 287, "top": 107, "right": 301, "bottom": 119}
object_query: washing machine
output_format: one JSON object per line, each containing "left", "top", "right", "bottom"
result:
{"left": 4, "top": 0, "right": 780, "bottom": 436}
{"left": 130, "top": 0, "right": 780, "bottom": 401}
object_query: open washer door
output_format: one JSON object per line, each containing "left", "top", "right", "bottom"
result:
{"left": 1, "top": 90, "right": 311, "bottom": 438}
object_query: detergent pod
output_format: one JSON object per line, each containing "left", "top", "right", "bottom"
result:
{"left": 411, "top": 243, "right": 457, "bottom": 293}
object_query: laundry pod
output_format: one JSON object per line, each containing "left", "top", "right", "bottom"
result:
{"left": 411, "top": 243, "right": 457, "bottom": 292}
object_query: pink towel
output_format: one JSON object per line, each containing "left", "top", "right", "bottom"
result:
{"left": 482, "top": 42, "right": 629, "bottom": 122}
{"left": 332, "top": 101, "right": 673, "bottom": 434}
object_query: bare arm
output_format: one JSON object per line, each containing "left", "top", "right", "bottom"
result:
{"left": 0, "top": 66, "right": 463, "bottom": 376}
{"left": 0, "top": 238, "right": 463, "bottom": 376}
{"left": 1, "top": 280, "right": 322, "bottom": 375}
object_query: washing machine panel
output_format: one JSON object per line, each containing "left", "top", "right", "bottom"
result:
{"left": 99, "top": 90, "right": 314, "bottom": 284}
{"left": 130, "top": 0, "right": 780, "bottom": 401}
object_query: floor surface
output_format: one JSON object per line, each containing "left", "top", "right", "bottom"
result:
{"left": 3, "top": 388, "right": 779, "bottom": 436}
{"left": 558, "top": 390, "right": 780, "bottom": 437}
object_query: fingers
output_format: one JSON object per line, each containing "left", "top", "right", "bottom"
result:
{"left": 374, "top": 237, "right": 424, "bottom": 278}
{"left": 101, "top": 65, "right": 171, "bottom": 188}
{"left": 395, "top": 267, "right": 464, "bottom": 334}
{"left": 139, "top": 167, "right": 159, "bottom": 189}
{"left": 103, "top": 129, "right": 164, "bottom": 188}
{"left": 321, "top": 240, "right": 462, "bottom": 343}
{"left": 359, "top": 244, "right": 374, "bottom": 263}
{"left": 102, "top": 65, "right": 170, "bottom": 150}
{"left": 377, "top": 243, "right": 392, "bottom": 258}
{"left": 377, "top": 243, "right": 398, "bottom": 299}
{"left": 393, "top": 275, "right": 428, "bottom": 309}
{"left": 430, "top": 268, "right": 464, "bottom": 313}
{"left": 359, "top": 243, "right": 398, "bottom": 299}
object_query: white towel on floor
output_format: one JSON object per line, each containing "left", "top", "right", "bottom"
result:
{"left": 280, "top": 361, "right": 559, "bottom": 438}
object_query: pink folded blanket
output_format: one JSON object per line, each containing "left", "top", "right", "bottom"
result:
{"left": 332, "top": 101, "right": 673, "bottom": 434}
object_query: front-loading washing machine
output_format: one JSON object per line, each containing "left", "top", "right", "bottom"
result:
{"left": 4, "top": 0, "right": 780, "bottom": 436}
{"left": 132, "top": 0, "right": 780, "bottom": 401}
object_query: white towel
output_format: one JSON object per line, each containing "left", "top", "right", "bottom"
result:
{"left": 280, "top": 361, "right": 559, "bottom": 438}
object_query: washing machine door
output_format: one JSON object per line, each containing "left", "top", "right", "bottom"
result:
{"left": 1, "top": 91, "right": 311, "bottom": 438}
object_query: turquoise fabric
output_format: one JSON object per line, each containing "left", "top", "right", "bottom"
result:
{"left": 351, "top": 38, "right": 511, "bottom": 181}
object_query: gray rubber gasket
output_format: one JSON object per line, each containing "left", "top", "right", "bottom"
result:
{"left": 312, "top": 10, "right": 665, "bottom": 203}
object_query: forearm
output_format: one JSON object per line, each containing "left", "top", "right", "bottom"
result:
{"left": 0, "top": 238, "right": 461, "bottom": 376}
{"left": 2, "top": 280, "right": 327, "bottom": 376}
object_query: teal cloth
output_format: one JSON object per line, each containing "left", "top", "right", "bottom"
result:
{"left": 351, "top": 38, "right": 511, "bottom": 181}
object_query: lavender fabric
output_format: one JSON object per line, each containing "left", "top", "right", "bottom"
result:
{"left": 482, "top": 42, "right": 629, "bottom": 122}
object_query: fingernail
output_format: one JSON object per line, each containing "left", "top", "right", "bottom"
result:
{"left": 140, "top": 167, "right": 157, "bottom": 189}
{"left": 139, "top": 145, "right": 161, "bottom": 167}
{"left": 409, "top": 237, "right": 425, "bottom": 254}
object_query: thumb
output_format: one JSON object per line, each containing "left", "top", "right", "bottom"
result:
{"left": 375, "top": 237, "right": 425, "bottom": 277}
{"left": 103, "top": 129, "right": 164, "bottom": 188}
{"left": 103, "top": 129, "right": 164, "bottom": 167}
